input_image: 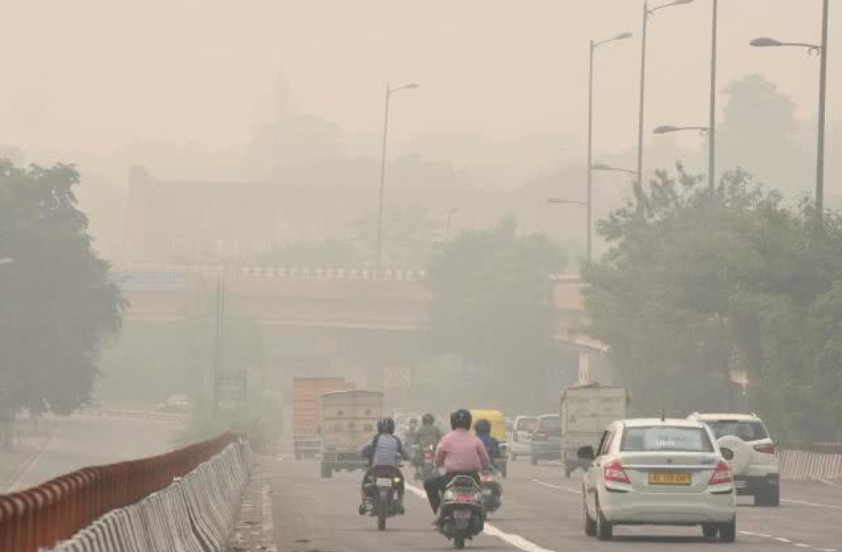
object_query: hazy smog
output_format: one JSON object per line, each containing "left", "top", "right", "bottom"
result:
{"left": 0, "top": 2, "right": 840, "bottom": 551}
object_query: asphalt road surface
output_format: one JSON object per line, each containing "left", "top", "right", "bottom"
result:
{"left": 270, "top": 457, "right": 842, "bottom": 552}
{"left": 8, "top": 413, "right": 182, "bottom": 491}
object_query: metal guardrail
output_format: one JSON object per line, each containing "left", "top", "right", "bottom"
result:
{"left": 78, "top": 408, "right": 188, "bottom": 423}
{"left": 0, "top": 432, "right": 239, "bottom": 552}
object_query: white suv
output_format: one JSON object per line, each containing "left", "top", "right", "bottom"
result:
{"left": 579, "top": 418, "right": 737, "bottom": 542}
{"left": 688, "top": 413, "right": 780, "bottom": 506}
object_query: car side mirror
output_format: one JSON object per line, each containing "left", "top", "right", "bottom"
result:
{"left": 577, "top": 445, "right": 595, "bottom": 461}
{"left": 720, "top": 447, "right": 734, "bottom": 461}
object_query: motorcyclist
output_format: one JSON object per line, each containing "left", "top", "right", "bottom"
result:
{"left": 405, "top": 417, "right": 420, "bottom": 444}
{"left": 423, "top": 409, "right": 491, "bottom": 515}
{"left": 413, "top": 413, "right": 443, "bottom": 470}
{"left": 359, "top": 418, "right": 408, "bottom": 513}
{"left": 416, "top": 413, "right": 443, "bottom": 448}
{"left": 473, "top": 418, "right": 500, "bottom": 461}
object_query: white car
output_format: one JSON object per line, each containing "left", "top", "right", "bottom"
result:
{"left": 580, "top": 418, "right": 737, "bottom": 542}
{"left": 509, "top": 415, "right": 536, "bottom": 461}
{"left": 688, "top": 413, "right": 780, "bottom": 506}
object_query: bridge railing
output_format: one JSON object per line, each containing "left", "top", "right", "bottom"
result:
{"left": 0, "top": 432, "right": 240, "bottom": 552}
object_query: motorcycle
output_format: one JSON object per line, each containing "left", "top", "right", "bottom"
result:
{"left": 359, "top": 465, "right": 405, "bottom": 530}
{"left": 479, "top": 469, "right": 502, "bottom": 514}
{"left": 437, "top": 475, "right": 485, "bottom": 549}
{"left": 414, "top": 444, "right": 438, "bottom": 481}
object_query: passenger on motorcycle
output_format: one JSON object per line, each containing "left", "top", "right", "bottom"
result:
{"left": 359, "top": 418, "right": 408, "bottom": 510}
{"left": 474, "top": 419, "right": 500, "bottom": 460}
{"left": 423, "top": 409, "right": 491, "bottom": 515}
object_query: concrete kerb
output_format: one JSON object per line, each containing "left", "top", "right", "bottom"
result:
{"left": 42, "top": 440, "right": 250, "bottom": 552}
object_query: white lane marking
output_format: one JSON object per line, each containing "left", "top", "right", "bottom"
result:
{"left": 776, "top": 537, "right": 794, "bottom": 543}
{"left": 782, "top": 498, "right": 842, "bottom": 510}
{"left": 530, "top": 478, "right": 582, "bottom": 495}
{"left": 405, "top": 483, "right": 557, "bottom": 552}
{"left": 794, "top": 544, "right": 812, "bottom": 549}
{"left": 817, "top": 548, "right": 839, "bottom": 552}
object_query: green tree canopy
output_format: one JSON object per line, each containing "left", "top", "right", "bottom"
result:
{"left": 426, "top": 219, "right": 565, "bottom": 410}
{"left": 0, "top": 161, "right": 124, "bottom": 416}
{"left": 584, "top": 165, "right": 842, "bottom": 439}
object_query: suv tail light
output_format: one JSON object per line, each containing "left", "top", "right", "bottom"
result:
{"left": 604, "top": 460, "right": 631, "bottom": 484}
{"left": 754, "top": 443, "right": 776, "bottom": 455}
{"left": 709, "top": 461, "right": 733, "bottom": 486}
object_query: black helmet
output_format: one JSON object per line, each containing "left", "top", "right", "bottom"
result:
{"left": 450, "top": 409, "right": 472, "bottom": 430}
{"left": 474, "top": 418, "right": 491, "bottom": 435}
{"left": 422, "top": 413, "right": 435, "bottom": 425}
{"left": 377, "top": 418, "right": 396, "bottom": 435}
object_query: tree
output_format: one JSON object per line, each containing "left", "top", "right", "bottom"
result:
{"left": 0, "top": 161, "right": 124, "bottom": 416}
{"left": 353, "top": 205, "right": 438, "bottom": 269}
{"left": 426, "top": 219, "right": 565, "bottom": 410}
{"left": 584, "top": 165, "right": 842, "bottom": 439}
{"left": 717, "top": 74, "right": 811, "bottom": 194}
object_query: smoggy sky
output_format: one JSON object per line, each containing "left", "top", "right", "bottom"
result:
{"left": 0, "top": 0, "right": 838, "bottom": 163}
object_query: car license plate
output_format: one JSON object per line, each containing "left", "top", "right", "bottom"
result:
{"left": 649, "top": 472, "right": 692, "bottom": 485}
{"left": 735, "top": 480, "right": 747, "bottom": 489}
{"left": 453, "top": 510, "right": 472, "bottom": 520}
{"left": 376, "top": 477, "right": 392, "bottom": 488}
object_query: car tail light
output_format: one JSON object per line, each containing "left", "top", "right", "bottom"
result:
{"left": 709, "top": 461, "right": 733, "bottom": 485}
{"left": 754, "top": 443, "right": 776, "bottom": 455}
{"left": 604, "top": 460, "right": 631, "bottom": 484}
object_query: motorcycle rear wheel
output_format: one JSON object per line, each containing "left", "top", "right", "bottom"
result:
{"left": 454, "top": 537, "right": 465, "bottom": 549}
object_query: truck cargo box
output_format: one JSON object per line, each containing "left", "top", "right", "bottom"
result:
{"left": 320, "top": 390, "right": 383, "bottom": 478}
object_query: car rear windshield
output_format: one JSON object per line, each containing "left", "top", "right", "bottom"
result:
{"left": 621, "top": 426, "right": 714, "bottom": 453}
{"left": 538, "top": 416, "right": 559, "bottom": 431}
{"left": 517, "top": 418, "right": 537, "bottom": 431}
{"left": 706, "top": 420, "right": 769, "bottom": 441}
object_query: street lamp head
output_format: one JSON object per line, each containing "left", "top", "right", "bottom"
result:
{"left": 750, "top": 37, "right": 783, "bottom": 48}
{"left": 671, "top": 0, "right": 694, "bottom": 5}
{"left": 653, "top": 125, "right": 681, "bottom": 134}
{"left": 614, "top": 32, "right": 633, "bottom": 41}
{"left": 0, "top": 257, "right": 14, "bottom": 266}
{"left": 591, "top": 163, "right": 613, "bottom": 171}
{"left": 404, "top": 83, "right": 420, "bottom": 89}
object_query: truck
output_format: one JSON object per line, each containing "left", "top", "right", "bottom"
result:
{"left": 292, "top": 377, "right": 355, "bottom": 460}
{"left": 320, "top": 389, "right": 384, "bottom": 478}
{"left": 560, "top": 382, "right": 630, "bottom": 477}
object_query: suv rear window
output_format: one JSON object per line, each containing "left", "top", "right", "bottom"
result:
{"left": 517, "top": 418, "right": 537, "bottom": 431}
{"left": 706, "top": 420, "right": 768, "bottom": 441}
{"left": 621, "top": 426, "right": 714, "bottom": 453}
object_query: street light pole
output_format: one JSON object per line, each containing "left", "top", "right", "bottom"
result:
{"left": 750, "top": 0, "right": 830, "bottom": 235}
{"left": 708, "top": 0, "right": 718, "bottom": 197}
{"left": 816, "top": 0, "right": 830, "bottom": 234}
{"left": 586, "top": 32, "right": 632, "bottom": 264}
{"left": 636, "top": 0, "right": 695, "bottom": 188}
{"left": 587, "top": 40, "right": 595, "bottom": 264}
{"left": 375, "top": 82, "right": 418, "bottom": 271}
{"left": 376, "top": 83, "right": 392, "bottom": 272}
{"left": 636, "top": 1, "right": 650, "bottom": 189}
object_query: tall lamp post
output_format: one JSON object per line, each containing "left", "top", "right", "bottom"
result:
{"left": 637, "top": 0, "right": 695, "bottom": 188}
{"left": 750, "top": 0, "right": 831, "bottom": 235}
{"left": 587, "top": 31, "right": 633, "bottom": 263}
{"left": 376, "top": 82, "right": 419, "bottom": 271}
{"left": 708, "top": 0, "right": 719, "bottom": 196}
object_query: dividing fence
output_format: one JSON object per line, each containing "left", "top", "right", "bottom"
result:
{"left": 779, "top": 442, "right": 842, "bottom": 483}
{"left": 0, "top": 432, "right": 249, "bottom": 552}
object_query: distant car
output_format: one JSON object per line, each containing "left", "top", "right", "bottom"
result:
{"left": 509, "top": 416, "right": 537, "bottom": 461}
{"left": 688, "top": 412, "right": 780, "bottom": 506}
{"left": 530, "top": 414, "right": 561, "bottom": 465}
{"left": 580, "top": 418, "right": 737, "bottom": 542}
{"left": 155, "top": 394, "right": 189, "bottom": 413}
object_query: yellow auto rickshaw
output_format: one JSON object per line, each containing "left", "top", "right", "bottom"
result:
{"left": 470, "top": 409, "right": 508, "bottom": 477}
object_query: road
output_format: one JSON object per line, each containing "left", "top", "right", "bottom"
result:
{"left": 270, "top": 458, "right": 842, "bottom": 552}
{"left": 8, "top": 413, "right": 182, "bottom": 491}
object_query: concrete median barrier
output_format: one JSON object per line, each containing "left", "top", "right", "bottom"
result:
{"left": 0, "top": 433, "right": 249, "bottom": 552}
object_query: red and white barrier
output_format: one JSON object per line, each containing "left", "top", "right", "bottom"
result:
{"left": 45, "top": 439, "right": 250, "bottom": 552}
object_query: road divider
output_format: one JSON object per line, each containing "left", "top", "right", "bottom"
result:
{"left": 779, "top": 448, "right": 842, "bottom": 483}
{"left": 0, "top": 432, "right": 248, "bottom": 552}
